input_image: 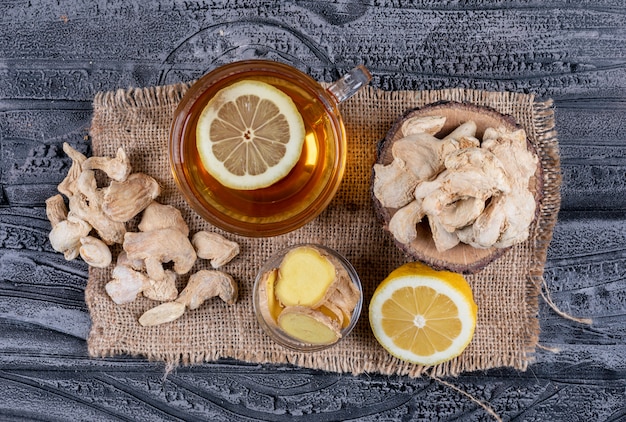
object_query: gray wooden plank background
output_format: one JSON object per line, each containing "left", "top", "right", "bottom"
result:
{"left": 1, "top": 1, "right": 625, "bottom": 420}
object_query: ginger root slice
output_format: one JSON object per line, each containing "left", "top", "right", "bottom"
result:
{"left": 257, "top": 268, "right": 282, "bottom": 324}
{"left": 138, "top": 302, "right": 186, "bottom": 327}
{"left": 277, "top": 306, "right": 341, "bottom": 345}
{"left": 192, "top": 231, "right": 240, "bottom": 268}
{"left": 319, "top": 302, "right": 345, "bottom": 328}
{"left": 274, "top": 246, "right": 337, "bottom": 308}
{"left": 102, "top": 173, "right": 161, "bottom": 223}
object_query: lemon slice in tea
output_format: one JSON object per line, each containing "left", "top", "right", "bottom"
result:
{"left": 196, "top": 80, "right": 306, "bottom": 190}
{"left": 369, "top": 262, "right": 477, "bottom": 366}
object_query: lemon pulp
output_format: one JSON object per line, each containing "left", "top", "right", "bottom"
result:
{"left": 369, "top": 262, "right": 477, "bottom": 365}
{"left": 196, "top": 80, "right": 306, "bottom": 190}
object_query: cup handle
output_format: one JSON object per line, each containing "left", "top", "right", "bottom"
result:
{"left": 327, "top": 65, "right": 372, "bottom": 104}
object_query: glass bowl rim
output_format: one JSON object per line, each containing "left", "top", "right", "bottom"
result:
{"left": 252, "top": 243, "right": 363, "bottom": 352}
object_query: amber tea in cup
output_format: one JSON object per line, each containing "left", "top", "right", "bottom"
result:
{"left": 170, "top": 60, "right": 371, "bottom": 237}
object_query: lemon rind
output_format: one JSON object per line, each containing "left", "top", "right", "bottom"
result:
{"left": 369, "top": 272, "right": 477, "bottom": 366}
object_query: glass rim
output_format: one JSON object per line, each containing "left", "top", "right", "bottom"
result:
{"left": 252, "top": 243, "right": 363, "bottom": 352}
{"left": 169, "top": 60, "right": 347, "bottom": 237}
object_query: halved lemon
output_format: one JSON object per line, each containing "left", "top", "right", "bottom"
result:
{"left": 369, "top": 262, "right": 477, "bottom": 365}
{"left": 196, "top": 80, "right": 305, "bottom": 190}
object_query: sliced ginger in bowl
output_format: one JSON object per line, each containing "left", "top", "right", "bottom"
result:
{"left": 274, "top": 246, "right": 337, "bottom": 308}
{"left": 254, "top": 245, "right": 362, "bottom": 350}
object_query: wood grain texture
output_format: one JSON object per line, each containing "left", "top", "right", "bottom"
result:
{"left": 1, "top": 0, "right": 625, "bottom": 420}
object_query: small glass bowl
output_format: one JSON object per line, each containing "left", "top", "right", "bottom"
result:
{"left": 253, "top": 244, "right": 363, "bottom": 352}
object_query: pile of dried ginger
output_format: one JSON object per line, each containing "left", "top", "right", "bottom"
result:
{"left": 373, "top": 115, "right": 539, "bottom": 252}
{"left": 46, "top": 144, "right": 241, "bottom": 326}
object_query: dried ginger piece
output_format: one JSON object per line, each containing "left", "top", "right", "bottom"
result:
{"left": 400, "top": 115, "right": 446, "bottom": 137}
{"left": 374, "top": 120, "right": 479, "bottom": 212}
{"left": 388, "top": 200, "right": 424, "bottom": 245}
{"left": 68, "top": 177, "right": 126, "bottom": 245}
{"left": 458, "top": 126, "right": 539, "bottom": 248}
{"left": 392, "top": 133, "right": 446, "bottom": 181}
{"left": 116, "top": 250, "right": 144, "bottom": 271}
{"left": 123, "top": 228, "right": 196, "bottom": 281}
{"left": 82, "top": 147, "right": 131, "bottom": 182}
{"left": 391, "top": 121, "right": 479, "bottom": 183}
{"left": 138, "top": 270, "right": 238, "bottom": 326}
{"left": 48, "top": 215, "right": 92, "bottom": 260}
{"left": 142, "top": 270, "right": 178, "bottom": 302}
{"left": 443, "top": 121, "right": 478, "bottom": 143}
{"left": 104, "top": 263, "right": 177, "bottom": 304}
{"left": 192, "top": 231, "right": 240, "bottom": 268}
{"left": 138, "top": 202, "right": 189, "bottom": 236}
{"left": 102, "top": 173, "right": 160, "bottom": 223}
{"left": 79, "top": 236, "right": 112, "bottom": 268}
{"left": 418, "top": 148, "right": 511, "bottom": 251}
{"left": 428, "top": 214, "right": 461, "bottom": 252}
{"left": 46, "top": 194, "right": 91, "bottom": 260}
{"left": 372, "top": 161, "right": 419, "bottom": 209}
{"left": 176, "top": 270, "right": 238, "bottom": 309}
{"left": 139, "top": 302, "right": 186, "bottom": 327}
{"left": 105, "top": 265, "right": 151, "bottom": 305}
{"left": 57, "top": 143, "right": 87, "bottom": 198}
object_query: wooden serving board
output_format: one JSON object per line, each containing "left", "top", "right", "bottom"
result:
{"left": 374, "top": 101, "right": 543, "bottom": 274}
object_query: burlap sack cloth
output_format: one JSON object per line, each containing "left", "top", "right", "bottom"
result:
{"left": 86, "top": 84, "right": 560, "bottom": 378}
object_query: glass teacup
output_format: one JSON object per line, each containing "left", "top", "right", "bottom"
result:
{"left": 169, "top": 60, "right": 371, "bottom": 237}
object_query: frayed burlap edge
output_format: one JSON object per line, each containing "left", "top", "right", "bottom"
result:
{"left": 93, "top": 83, "right": 190, "bottom": 110}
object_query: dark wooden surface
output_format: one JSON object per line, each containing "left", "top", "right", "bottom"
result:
{"left": 1, "top": 1, "right": 625, "bottom": 420}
